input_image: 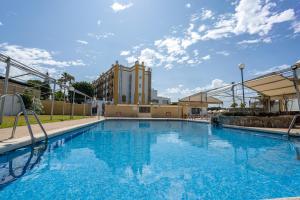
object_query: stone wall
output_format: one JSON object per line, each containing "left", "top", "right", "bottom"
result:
{"left": 215, "top": 115, "right": 294, "bottom": 128}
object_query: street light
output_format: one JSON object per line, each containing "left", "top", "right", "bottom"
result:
{"left": 239, "top": 63, "right": 245, "bottom": 105}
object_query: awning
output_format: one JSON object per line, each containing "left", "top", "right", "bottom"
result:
{"left": 244, "top": 74, "right": 298, "bottom": 98}
{"left": 180, "top": 92, "right": 223, "bottom": 104}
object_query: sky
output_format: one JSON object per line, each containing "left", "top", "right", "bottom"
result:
{"left": 0, "top": 0, "right": 299, "bottom": 101}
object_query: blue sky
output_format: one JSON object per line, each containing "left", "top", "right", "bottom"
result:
{"left": 0, "top": 0, "right": 299, "bottom": 101}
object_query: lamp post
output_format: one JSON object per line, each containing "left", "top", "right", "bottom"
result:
{"left": 239, "top": 63, "right": 245, "bottom": 105}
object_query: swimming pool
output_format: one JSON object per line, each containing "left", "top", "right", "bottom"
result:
{"left": 0, "top": 120, "right": 300, "bottom": 199}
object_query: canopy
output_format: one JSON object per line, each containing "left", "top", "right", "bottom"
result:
{"left": 180, "top": 92, "right": 223, "bottom": 104}
{"left": 244, "top": 74, "right": 298, "bottom": 98}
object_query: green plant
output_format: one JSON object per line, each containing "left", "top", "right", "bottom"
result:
{"left": 27, "top": 79, "right": 51, "bottom": 100}
{"left": 20, "top": 92, "right": 33, "bottom": 109}
{"left": 240, "top": 102, "right": 246, "bottom": 108}
{"left": 31, "top": 98, "right": 44, "bottom": 114}
{"left": 69, "top": 81, "right": 94, "bottom": 103}
{"left": 54, "top": 91, "right": 65, "bottom": 101}
{"left": 230, "top": 102, "right": 238, "bottom": 108}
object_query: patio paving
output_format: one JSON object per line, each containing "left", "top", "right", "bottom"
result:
{"left": 0, "top": 117, "right": 102, "bottom": 142}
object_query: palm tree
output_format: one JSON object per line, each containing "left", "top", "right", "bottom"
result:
{"left": 58, "top": 72, "right": 75, "bottom": 118}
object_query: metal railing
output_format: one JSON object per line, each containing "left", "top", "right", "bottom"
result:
{"left": 0, "top": 93, "right": 48, "bottom": 144}
{"left": 287, "top": 114, "right": 300, "bottom": 137}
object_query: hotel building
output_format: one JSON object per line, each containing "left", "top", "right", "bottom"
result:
{"left": 93, "top": 61, "right": 151, "bottom": 105}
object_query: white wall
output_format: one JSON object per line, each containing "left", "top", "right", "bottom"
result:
{"left": 1, "top": 96, "right": 22, "bottom": 116}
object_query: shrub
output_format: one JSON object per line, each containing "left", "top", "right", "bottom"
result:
{"left": 31, "top": 98, "right": 44, "bottom": 114}
{"left": 20, "top": 93, "right": 33, "bottom": 109}
{"left": 230, "top": 102, "right": 238, "bottom": 108}
{"left": 240, "top": 102, "right": 246, "bottom": 108}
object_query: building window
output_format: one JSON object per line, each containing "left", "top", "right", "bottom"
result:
{"left": 139, "top": 84, "right": 141, "bottom": 88}
{"left": 139, "top": 76, "right": 142, "bottom": 79}
{"left": 191, "top": 108, "right": 201, "bottom": 115}
{"left": 122, "top": 95, "right": 126, "bottom": 103}
{"left": 139, "top": 106, "right": 150, "bottom": 113}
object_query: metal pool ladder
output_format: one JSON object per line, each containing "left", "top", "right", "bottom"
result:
{"left": 0, "top": 93, "right": 48, "bottom": 144}
{"left": 287, "top": 114, "right": 300, "bottom": 137}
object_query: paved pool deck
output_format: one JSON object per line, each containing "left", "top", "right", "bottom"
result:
{"left": 0, "top": 117, "right": 104, "bottom": 154}
{"left": 0, "top": 117, "right": 299, "bottom": 154}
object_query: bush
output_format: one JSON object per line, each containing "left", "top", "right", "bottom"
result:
{"left": 230, "top": 102, "right": 238, "bottom": 108}
{"left": 20, "top": 93, "right": 33, "bottom": 109}
{"left": 240, "top": 102, "right": 246, "bottom": 108}
{"left": 31, "top": 98, "right": 44, "bottom": 114}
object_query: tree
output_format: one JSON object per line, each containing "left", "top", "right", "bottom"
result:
{"left": 231, "top": 102, "right": 238, "bottom": 108}
{"left": 27, "top": 79, "right": 51, "bottom": 100}
{"left": 58, "top": 72, "right": 75, "bottom": 101}
{"left": 69, "top": 81, "right": 94, "bottom": 104}
{"left": 58, "top": 72, "right": 75, "bottom": 86}
{"left": 54, "top": 91, "right": 65, "bottom": 101}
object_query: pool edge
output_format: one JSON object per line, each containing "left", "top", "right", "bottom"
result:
{"left": 1, "top": 117, "right": 298, "bottom": 155}
{"left": 0, "top": 118, "right": 105, "bottom": 155}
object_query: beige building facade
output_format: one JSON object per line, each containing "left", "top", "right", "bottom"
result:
{"left": 93, "top": 61, "right": 151, "bottom": 105}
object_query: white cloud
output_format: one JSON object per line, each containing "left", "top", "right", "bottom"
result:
{"left": 292, "top": 21, "right": 300, "bottom": 33}
{"left": 137, "top": 48, "right": 165, "bottom": 68}
{"left": 161, "top": 79, "right": 228, "bottom": 100}
{"left": 0, "top": 22, "right": 2, "bottom": 26}
{"left": 111, "top": 2, "right": 133, "bottom": 12}
{"left": 182, "top": 24, "right": 201, "bottom": 49}
{"left": 123, "top": 0, "right": 296, "bottom": 70}
{"left": 233, "top": 0, "right": 295, "bottom": 36}
{"left": 120, "top": 50, "right": 130, "bottom": 56}
{"left": 126, "top": 56, "right": 136, "bottom": 64}
{"left": 216, "top": 51, "right": 230, "bottom": 56}
{"left": 201, "top": 16, "right": 236, "bottom": 40}
{"left": 252, "top": 64, "right": 290, "bottom": 76}
{"left": 87, "top": 32, "right": 114, "bottom": 40}
{"left": 238, "top": 37, "right": 272, "bottom": 45}
{"left": 201, "top": 0, "right": 295, "bottom": 40}
{"left": 202, "top": 55, "right": 211, "bottom": 60}
{"left": 201, "top": 9, "right": 214, "bottom": 20}
{"left": 198, "top": 25, "right": 206, "bottom": 32}
{"left": 76, "top": 40, "right": 88, "bottom": 45}
{"left": 155, "top": 37, "right": 185, "bottom": 55}
{"left": 185, "top": 3, "right": 191, "bottom": 8}
{"left": 0, "top": 43, "right": 85, "bottom": 68}
{"left": 97, "top": 20, "right": 101, "bottom": 26}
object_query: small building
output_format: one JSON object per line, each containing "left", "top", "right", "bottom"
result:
{"left": 179, "top": 92, "right": 223, "bottom": 117}
{"left": 151, "top": 89, "right": 171, "bottom": 104}
{"left": 93, "top": 61, "right": 151, "bottom": 105}
{"left": 0, "top": 76, "right": 41, "bottom": 115}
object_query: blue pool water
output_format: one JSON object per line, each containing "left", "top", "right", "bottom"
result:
{"left": 1, "top": 120, "right": 300, "bottom": 199}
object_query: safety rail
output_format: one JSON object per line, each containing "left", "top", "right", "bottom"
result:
{"left": 0, "top": 93, "right": 48, "bottom": 144}
{"left": 287, "top": 114, "right": 300, "bottom": 137}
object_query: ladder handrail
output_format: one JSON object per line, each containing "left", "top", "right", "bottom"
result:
{"left": 11, "top": 110, "right": 48, "bottom": 141}
{"left": 0, "top": 93, "right": 48, "bottom": 144}
{"left": 287, "top": 114, "right": 300, "bottom": 136}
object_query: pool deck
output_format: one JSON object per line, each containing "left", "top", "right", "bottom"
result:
{"left": 0, "top": 117, "right": 104, "bottom": 154}
{"left": 0, "top": 116, "right": 299, "bottom": 154}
